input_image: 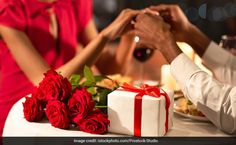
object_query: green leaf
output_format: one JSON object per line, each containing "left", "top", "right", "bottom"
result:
{"left": 82, "top": 80, "right": 95, "bottom": 87}
{"left": 87, "top": 87, "right": 97, "bottom": 95}
{"left": 70, "top": 74, "right": 81, "bottom": 86}
{"left": 94, "top": 75, "right": 106, "bottom": 82}
{"left": 84, "top": 66, "right": 95, "bottom": 82}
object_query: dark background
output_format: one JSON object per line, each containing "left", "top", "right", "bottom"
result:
{"left": 93, "top": 0, "right": 236, "bottom": 42}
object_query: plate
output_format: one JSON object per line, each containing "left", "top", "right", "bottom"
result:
{"left": 174, "top": 108, "right": 210, "bottom": 122}
{"left": 174, "top": 98, "right": 210, "bottom": 122}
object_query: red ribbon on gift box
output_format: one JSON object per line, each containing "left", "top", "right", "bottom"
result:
{"left": 120, "top": 83, "right": 170, "bottom": 137}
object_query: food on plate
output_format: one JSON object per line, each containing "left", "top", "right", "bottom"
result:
{"left": 175, "top": 97, "right": 205, "bottom": 117}
{"left": 97, "top": 74, "right": 132, "bottom": 89}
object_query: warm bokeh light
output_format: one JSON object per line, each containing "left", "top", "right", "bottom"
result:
{"left": 177, "top": 42, "right": 212, "bottom": 75}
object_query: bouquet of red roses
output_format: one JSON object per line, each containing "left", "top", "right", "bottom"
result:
{"left": 22, "top": 66, "right": 118, "bottom": 134}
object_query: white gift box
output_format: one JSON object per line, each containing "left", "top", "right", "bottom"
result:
{"left": 108, "top": 87, "right": 174, "bottom": 137}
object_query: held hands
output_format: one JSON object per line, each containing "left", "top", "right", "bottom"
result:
{"left": 99, "top": 5, "right": 185, "bottom": 63}
{"left": 134, "top": 13, "right": 173, "bottom": 51}
{"left": 135, "top": 4, "right": 210, "bottom": 58}
{"left": 100, "top": 4, "right": 192, "bottom": 43}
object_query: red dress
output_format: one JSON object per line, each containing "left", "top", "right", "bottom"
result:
{"left": 0, "top": 0, "right": 92, "bottom": 136}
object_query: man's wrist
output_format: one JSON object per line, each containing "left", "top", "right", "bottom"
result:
{"left": 162, "top": 44, "right": 182, "bottom": 63}
{"left": 184, "top": 24, "right": 211, "bottom": 57}
{"left": 184, "top": 24, "right": 196, "bottom": 45}
{"left": 156, "top": 33, "right": 182, "bottom": 63}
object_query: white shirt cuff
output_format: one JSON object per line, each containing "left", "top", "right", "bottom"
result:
{"left": 170, "top": 53, "right": 202, "bottom": 91}
{"left": 202, "top": 41, "right": 231, "bottom": 69}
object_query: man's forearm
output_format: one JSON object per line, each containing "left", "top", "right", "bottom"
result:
{"left": 185, "top": 24, "right": 211, "bottom": 57}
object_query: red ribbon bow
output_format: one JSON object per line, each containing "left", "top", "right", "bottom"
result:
{"left": 120, "top": 83, "right": 170, "bottom": 137}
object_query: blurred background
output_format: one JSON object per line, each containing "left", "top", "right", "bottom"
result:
{"left": 2, "top": 0, "right": 236, "bottom": 88}
{"left": 93, "top": 0, "right": 236, "bottom": 87}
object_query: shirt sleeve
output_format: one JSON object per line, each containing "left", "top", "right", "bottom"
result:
{"left": 202, "top": 41, "right": 236, "bottom": 85}
{"left": 171, "top": 53, "right": 236, "bottom": 134}
{"left": 0, "top": 0, "right": 27, "bottom": 31}
{"left": 74, "top": 0, "right": 93, "bottom": 35}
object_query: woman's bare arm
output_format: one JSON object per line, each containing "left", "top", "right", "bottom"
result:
{"left": 0, "top": 25, "right": 108, "bottom": 85}
{"left": 0, "top": 9, "right": 140, "bottom": 86}
{"left": 0, "top": 26, "right": 50, "bottom": 84}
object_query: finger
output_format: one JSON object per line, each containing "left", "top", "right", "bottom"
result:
{"left": 115, "top": 10, "right": 139, "bottom": 34}
{"left": 142, "top": 8, "right": 160, "bottom": 16}
{"left": 147, "top": 10, "right": 172, "bottom": 26}
{"left": 120, "top": 9, "right": 141, "bottom": 25}
{"left": 124, "top": 9, "right": 141, "bottom": 20}
{"left": 117, "top": 9, "right": 139, "bottom": 22}
{"left": 149, "top": 4, "right": 172, "bottom": 12}
{"left": 136, "top": 12, "right": 163, "bottom": 24}
{"left": 145, "top": 12, "right": 163, "bottom": 21}
{"left": 135, "top": 14, "right": 143, "bottom": 23}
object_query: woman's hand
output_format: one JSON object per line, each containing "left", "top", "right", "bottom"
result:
{"left": 100, "top": 9, "right": 140, "bottom": 41}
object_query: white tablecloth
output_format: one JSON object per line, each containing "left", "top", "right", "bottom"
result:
{"left": 3, "top": 98, "right": 229, "bottom": 137}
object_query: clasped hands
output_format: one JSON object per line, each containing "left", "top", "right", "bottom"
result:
{"left": 101, "top": 4, "right": 191, "bottom": 63}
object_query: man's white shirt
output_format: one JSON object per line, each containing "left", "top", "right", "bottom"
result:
{"left": 171, "top": 41, "right": 236, "bottom": 134}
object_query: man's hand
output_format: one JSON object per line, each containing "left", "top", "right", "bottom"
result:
{"left": 134, "top": 13, "right": 172, "bottom": 50}
{"left": 134, "top": 13, "right": 182, "bottom": 63}
{"left": 150, "top": 4, "right": 192, "bottom": 42}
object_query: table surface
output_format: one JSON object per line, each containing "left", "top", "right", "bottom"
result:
{"left": 3, "top": 98, "right": 230, "bottom": 137}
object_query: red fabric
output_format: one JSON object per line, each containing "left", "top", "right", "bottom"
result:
{"left": 0, "top": 0, "right": 92, "bottom": 136}
{"left": 120, "top": 83, "right": 171, "bottom": 136}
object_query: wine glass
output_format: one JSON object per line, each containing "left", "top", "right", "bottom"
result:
{"left": 219, "top": 35, "right": 236, "bottom": 56}
{"left": 133, "top": 36, "right": 154, "bottom": 86}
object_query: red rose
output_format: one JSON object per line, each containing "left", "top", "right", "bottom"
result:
{"left": 23, "top": 96, "right": 44, "bottom": 122}
{"left": 79, "top": 110, "right": 110, "bottom": 134}
{"left": 46, "top": 101, "right": 70, "bottom": 129}
{"left": 31, "top": 88, "right": 46, "bottom": 106}
{"left": 37, "top": 70, "right": 72, "bottom": 102}
{"left": 68, "top": 88, "right": 94, "bottom": 124}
